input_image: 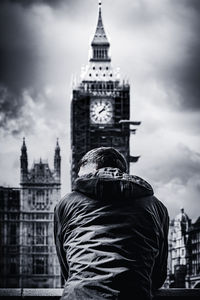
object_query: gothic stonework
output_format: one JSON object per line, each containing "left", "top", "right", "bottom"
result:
{"left": 20, "top": 138, "right": 61, "bottom": 287}
{"left": 71, "top": 2, "right": 139, "bottom": 184}
{"left": 0, "top": 139, "right": 61, "bottom": 288}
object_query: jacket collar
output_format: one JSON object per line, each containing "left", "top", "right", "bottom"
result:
{"left": 73, "top": 168, "right": 154, "bottom": 201}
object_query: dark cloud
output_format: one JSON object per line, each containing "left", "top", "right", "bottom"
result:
{"left": 162, "top": 0, "right": 200, "bottom": 111}
{"left": 0, "top": 85, "right": 23, "bottom": 134}
{"left": 177, "top": 0, "right": 200, "bottom": 11}
{"left": 0, "top": 0, "right": 84, "bottom": 91}
{"left": 174, "top": 42, "right": 200, "bottom": 110}
{"left": 0, "top": 0, "right": 84, "bottom": 134}
{"left": 0, "top": 2, "right": 42, "bottom": 93}
{"left": 1, "top": 0, "right": 81, "bottom": 9}
{"left": 0, "top": 0, "right": 200, "bottom": 128}
{"left": 0, "top": 2, "right": 40, "bottom": 131}
{"left": 1, "top": 0, "right": 63, "bottom": 7}
{"left": 0, "top": 85, "right": 21, "bottom": 118}
{"left": 112, "top": 0, "right": 200, "bottom": 111}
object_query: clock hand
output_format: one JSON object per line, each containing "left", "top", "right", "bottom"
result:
{"left": 99, "top": 106, "right": 106, "bottom": 114}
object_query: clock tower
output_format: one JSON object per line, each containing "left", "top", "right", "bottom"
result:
{"left": 71, "top": 1, "right": 139, "bottom": 184}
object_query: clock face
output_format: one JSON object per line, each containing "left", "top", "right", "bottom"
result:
{"left": 90, "top": 99, "right": 113, "bottom": 124}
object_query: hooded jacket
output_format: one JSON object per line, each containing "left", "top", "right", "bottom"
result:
{"left": 54, "top": 168, "right": 169, "bottom": 300}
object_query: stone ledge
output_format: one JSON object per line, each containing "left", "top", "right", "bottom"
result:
{"left": 0, "top": 288, "right": 200, "bottom": 299}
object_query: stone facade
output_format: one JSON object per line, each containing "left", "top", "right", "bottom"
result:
{"left": 167, "top": 208, "right": 200, "bottom": 288}
{"left": 0, "top": 139, "right": 61, "bottom": 288}
{"left": 0, "top": 187, "right": 20, "bottom": 287}
{"left": 186, "top": 217, "right": 200, "bottom": 288}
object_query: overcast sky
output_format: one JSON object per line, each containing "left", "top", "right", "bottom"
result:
{"left": 0, "top": 0, "right": 200, "bottom": 221}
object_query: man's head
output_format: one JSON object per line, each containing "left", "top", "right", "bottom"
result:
{"left": 78, "top": 147, "right": 128, "bottom": 176}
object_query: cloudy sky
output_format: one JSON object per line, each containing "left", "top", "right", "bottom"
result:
{"left": 0, "top": 0, "right": 199, "bottom": 221}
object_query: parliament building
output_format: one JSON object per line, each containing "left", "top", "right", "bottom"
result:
{"left": 0, "top": 139, "right": 61, "bottom": 287}
{"left": 0, "top": 2, "right": 140, "bottom": 287}
{"left": 71, "top": 1, "right": 140, "bottom": 184}
{"left": 3, "top": 2, "right": 200, "bottom": 291}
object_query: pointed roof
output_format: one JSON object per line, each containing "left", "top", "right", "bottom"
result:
{"left": 92, "top": 1, "right": 109, "bottom": 46}
{"left": 175, "top": 207, "right": 190, "bottom": 223}
{"left": 55, "top": 138, "right": 60, "bottom": 151}
{"left": 21, "top": 137, "right": 27, "bottom": 152}
{"left": 194, "top": 216, "right": 200, "bottom": 225}
{"left": 55, "top": 138, "right": 61, "bottom": 158}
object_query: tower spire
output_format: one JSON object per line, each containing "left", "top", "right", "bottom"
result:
{"left": 20, "top": 137, "right": 28, "bottom": 183}
{"left": 90, "top": 0, "right": 110, "bottom": 62}
{"left": 54, "top": 138, "right": 61, "bottom": 182}
{"left": 21, "top": 137, "right": 26, "bottom": 151}
{"left": 92, "top": 0, "right": 109, "bottom": 46}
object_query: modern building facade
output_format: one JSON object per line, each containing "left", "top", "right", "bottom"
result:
{"left": 71, "top": 2, "right": 140, "bottom": 184}
{"left": 0, "top": 139, "right": 61, "bottom": 288}
{"left": 167, "top": 208, "right": 200, "bottom": 288}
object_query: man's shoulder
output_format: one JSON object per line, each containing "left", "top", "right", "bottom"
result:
{"left": 136, "top": 194, "right": 168, "bottom": 218}
{"left": 55, "top": 191, "right": 79, "bottom": 212}
{"left": 149, "top": 195, "right": 169, "bottom": 225}
{"left": 153, "top": 195, "right": 168, "bottom": 215}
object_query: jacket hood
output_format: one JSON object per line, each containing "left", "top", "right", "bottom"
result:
{"left": 73, "top": 167, "right": 154, "bottom": 201}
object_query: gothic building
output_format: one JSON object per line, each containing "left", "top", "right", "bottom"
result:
{"left": 168, "top": 208, "right": 200, "bottom": 288}
{"left": 187, "top": 217, "right": 200, "bottom": 288}
{"left": 168, "top": 208, "right": 191, "bottom": 287}
{"left": 0, "top": 139, "right": 61, "bottom": 288}
{"left": 0, "top": 187, "right": 20, "bottom": 287}
{"left": 71, "top": 1, "right": 140, "bottom": 184}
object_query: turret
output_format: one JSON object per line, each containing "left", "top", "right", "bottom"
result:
{"left": 54, "top": 139, "right": 61, "bottom": 182}
{"left": 180, "top": 207, "right": 190, "bottom": 235}
{"left": 20, "top": 137, "right": 28, "bottom": 183}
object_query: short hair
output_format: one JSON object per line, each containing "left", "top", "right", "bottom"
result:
{"left": 78, "top": 147, "right": 128, "bottom": 173}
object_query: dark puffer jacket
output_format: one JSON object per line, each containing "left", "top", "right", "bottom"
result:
{"left": 54, "top": 168, "right": 169, "bottom": 300}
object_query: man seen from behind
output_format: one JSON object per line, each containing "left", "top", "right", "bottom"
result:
{"left": 54, "top": 147, "right": 169, "bottom": 300}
